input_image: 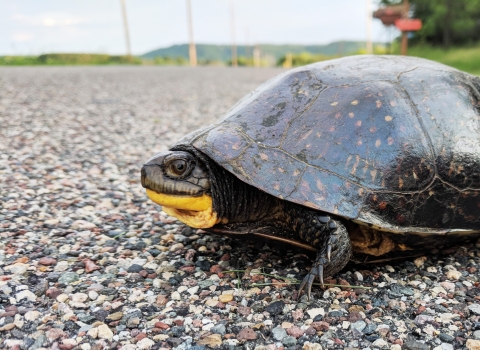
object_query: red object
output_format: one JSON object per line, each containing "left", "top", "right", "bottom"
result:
{"left": 395, "top": 18, "right": 422, "bottom": 31}
{"left": 373, "top": 6, "right": 403, "bottom": 26}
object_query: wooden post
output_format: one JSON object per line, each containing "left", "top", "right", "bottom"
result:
{"left": 186, "top": 0, "right": 197, "bottom": 66}
{"left": 230, "top": 0, "right": 238, "bottom": 67}
{"left": 400, "top": 0, "right": 409, "bottom": 56}
{"left": 366, "top": 0, "right": 373, "bottom": 54}
{"left": 120, "top": 0, "right": 132, "bottom": 58}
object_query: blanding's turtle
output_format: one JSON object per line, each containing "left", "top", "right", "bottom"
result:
{"left": 141, "top": 55, "right": 480, "bottom": 297}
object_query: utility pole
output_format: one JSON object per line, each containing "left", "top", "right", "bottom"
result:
{"left": 253, "top": 44, "right": 260, "bottom": 68}
{"left": 186, "top": 0, "right": 197, "bottom": 66}
{"left": 120, "top": 0, "right": 132, "bottom": 57}
{"left": 230, "top": 0, "right": 237, "bottom": 67}
{"left": 366, "top": 0, "right": 373, "bottom": 54}
{"left": 400, "top": 0, "right": 409, "bottom": 55}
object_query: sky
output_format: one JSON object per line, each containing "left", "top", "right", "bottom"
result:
{"left": 1, "top": 0, "right": 396, "bottom": 56}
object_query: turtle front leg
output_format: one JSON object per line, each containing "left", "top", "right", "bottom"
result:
{"left": 285, "top": 205, "right": 352, "bottom": 298}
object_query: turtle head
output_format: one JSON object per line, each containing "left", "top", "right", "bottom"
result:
{"left": 141, "top": 151, "right": 221, "bottom": 228}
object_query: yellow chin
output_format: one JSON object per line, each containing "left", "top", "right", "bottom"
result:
{"left": 146, "top": 189, "right": 212, "bottom": 211}
{"left": 162, "top": 206, "right": 219, "bottom": 228}
{"left": 145, "top": 189, "right": 224, "bottom": 228}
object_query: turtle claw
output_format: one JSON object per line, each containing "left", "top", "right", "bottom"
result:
{"left": 298, "top": 257, "right": 326, "bottom": 299}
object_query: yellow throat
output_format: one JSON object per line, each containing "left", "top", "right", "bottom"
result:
{"left": 145, "top": 189, "right": 220, "bottom": 228}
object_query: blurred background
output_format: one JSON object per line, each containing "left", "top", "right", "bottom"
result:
{"left": 1, "top": 0, "right": 479, "bottom": 74}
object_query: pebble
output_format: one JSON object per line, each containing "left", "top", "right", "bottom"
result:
{"left": 467, "top": 339, "right": 480, "bottom": 350}
{"left": 97, "top": 324, "right": 113, "bottom": 341}
{"left": 469, "top": 304, "right": 480, "bottom": 315}
{"left": 219, "top": 294, "right": 233, "bottom": 303}
{"left": 16, "top": 290, "right": 36, "bottom": 302}
{"left": 136, "top": 338, "right": 155, "bottom": 349}
{"left": 272, "top": 326, "right": 288, "bottom": 341}
{"left": 1, "top": 66, "right": 479, "bottom": 350}
{"left": 445, "top": 270, "right": 462, "bottom": 280}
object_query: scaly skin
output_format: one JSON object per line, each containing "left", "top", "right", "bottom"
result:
{"left": 282, "top": 203, "right": 352, "bottom": 298}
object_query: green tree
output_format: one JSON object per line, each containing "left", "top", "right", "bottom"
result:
{"left": 379, "top": 0, "right": 480, "bottom": 47}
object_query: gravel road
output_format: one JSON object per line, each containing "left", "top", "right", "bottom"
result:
{"left": 1, "top": 66, "right": 480, "bottom": 350}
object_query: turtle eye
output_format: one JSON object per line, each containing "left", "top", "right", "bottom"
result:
{"left": 168, "top": 159, "right": 190, "bottom": 176}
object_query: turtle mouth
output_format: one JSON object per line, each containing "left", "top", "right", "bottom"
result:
{"left": 145, "top": 189, "right": 212, "bottom": 211}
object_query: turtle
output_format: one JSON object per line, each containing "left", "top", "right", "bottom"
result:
{"left": 141, "top": 55, "right": 480, "bottom": 297}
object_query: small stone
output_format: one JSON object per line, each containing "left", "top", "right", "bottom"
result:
{"left": 351, "top": 320, "right": 366, "bottom": 332}
{"left": 237, "top": 328, "right": 257, "bottom": 341}
{"left": 467, "top": 339, "right": 480, "bottom": 350}
{"left": 265, "top": 300, "right": 285, "bottom": 315}
{"left": 97, "top": 324, "right": 113, "bottom": 341}
{"left": 89, "top": 291, "right": 99, "bottom": 300}
{"left": 47, "top": 328, "right": 65, "bottom": 340}
{"left": 54, "top": 261, "right": 69, "bottom": 272}
{"left": 413, "top": 256, "right": 427, "bottom": 267}
{"left": 283, "top": 336, "right": 297, "bottom": 347}
{"left": 83, "top": 259, "right": 101, "bottom": 273}
{"left": 272, "top": 326, "right": 288, "bottom": 341}
{"left": 5, "top": 263, "right": 29, "bottom": 275}
{"left": 39, "top": 256, "right": 57, "bottom": 265}
{"left": 171, "top": 291, "right": 181, "bottom": 300}
{"left": 446, "top": 270, "right": 462, "bottom": 280}
{"left": 107, "top": 312, "right": 124, "bottom": 321}
{"left": 71, "top": 293, "right": 88, "bottom": 303}
{"left": 286, "top": 326, "right": 304, "bottom": 338}
{"left": 197, "top": 334, "right": 223, "bottom": 347}
{"left": 474, "top": 331, "right": 480, "bottom": 340}
{"left": 404, "top": 340, "right": 429, "bottom": 350}
{"left": 372, "top": 338, "right": 388, "bottom": 348}
{"left": 136, "top": 338, "right": 156, "bottom": 349}
{"left": 0, "top": 323, "right": 15, "bottom": 331}
{"left": 58, "top": 272, "right": 79, "bottom": 284}
{"left": 354, "top": 271, "right": 363, "bottom": 281}
{"left": 307, "top": 308, "right": 325, "bottom": 319}
{"left": 211, "top": 323, "right": 226, "bottom": 335}
{"left": 439, "top": 333, "right": 455, "bottom": 342}
{"left": 25, "top": 310, "right": 40, "bottom": 321}
{"left": 469, "top": 304, "right": 480, "bottom": 315}
{"left": 57, "top": 293, "right": 69, "bottom": 303}
{"left": 303, "top": 342, "right": 323, "bottom": 350}
{"left": 154, "top": 321, "right": 170, "bottom": 329}
{"left": 16, "top": 290, "right": 36, "bottom": 302}
{"left": 219, "top": 294, "right": 234, "bottom": 303}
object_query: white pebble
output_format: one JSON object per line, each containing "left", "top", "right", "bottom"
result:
{"left": 16, "top": 290, "right": 36, "bottom": 302}
{"left": 88, "top": 291, "right": 99, "bottom": 300}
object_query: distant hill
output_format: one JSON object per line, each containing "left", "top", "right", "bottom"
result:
{"left": 142, "top": 41, "right": 373, "bottom": 62}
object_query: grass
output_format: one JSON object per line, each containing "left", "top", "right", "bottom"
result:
{"left": 393, "top": 44, "right": 480, "bottom": 76}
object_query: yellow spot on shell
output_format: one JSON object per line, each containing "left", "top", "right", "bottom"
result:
{"left": 351, "top": 100, "right": 359, "bottom": 105}
{"left": 398, "top": 178, "right": 404, "bottom": 189}
{"left": 376, "top": 100, "right": 382, "bottom": 108}
{"left": 293, "top": 169, "right": 301, "bottom": 176}
{"left": 370, "top": 169, "right": 378, "bottom": 182}
{"left": 385, "top": 116, "right": 393, "bottom": 122}
{"left": 355, "top": 120, "right": 362, "bottom": 127}
{"left": 259, "top": 153, "right": 268, "bottom": 161}
{"left": 349, "top": 112, "right": 355, "bottom": 118}
{"left": 330, "top": 102, "right": 338, "bottom": 106}
{"left": 375, "top": 139, "right": 381, "bottom": 147}
{"left": 388, "top": 137, "right": 394, "bottom": 145}
{"left": 358, "top": 188, "right": 364, "bottom": 196}
{"left": 390, "top": 101, "right": 397, "bottom": 106}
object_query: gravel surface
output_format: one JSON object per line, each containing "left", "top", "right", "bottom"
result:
{"left": 1, "top": 66, "right": 480, "bottom": 350}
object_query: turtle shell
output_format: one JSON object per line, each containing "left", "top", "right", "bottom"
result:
{"left": 174, "top": 55, "right": 480, "bottom": 232}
